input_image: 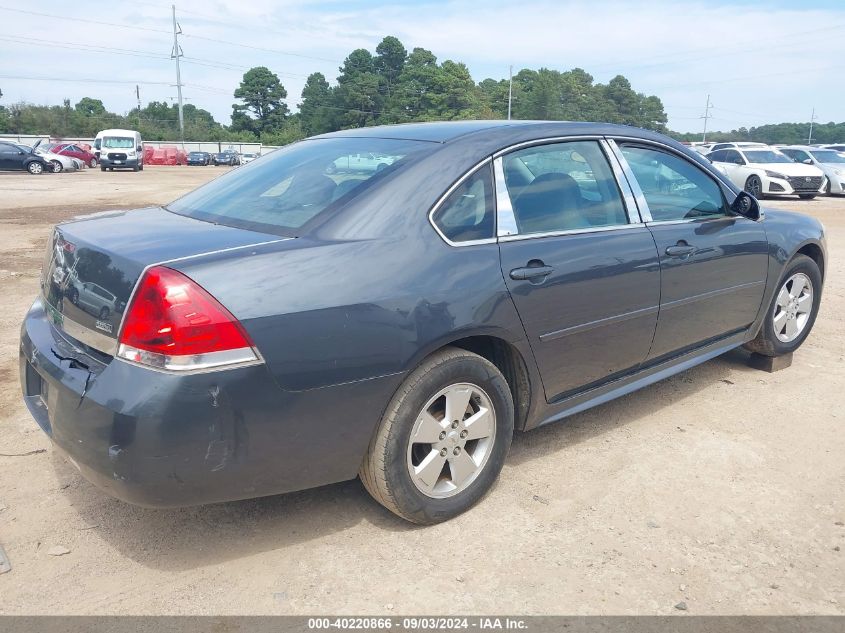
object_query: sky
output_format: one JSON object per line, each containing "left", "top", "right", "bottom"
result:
{"left": 1, "top": 0, "right": 843, "bottom": 134}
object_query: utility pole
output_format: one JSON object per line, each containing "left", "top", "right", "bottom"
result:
{"left": 507, "top": 65, "right": 513, "bottom": 121}
{"left": 135, "top": 84, "right": 142, "bottom": 128}
{"left": 808, "top": 107, "right": 817, "bottom": 145}
{"left": 171, "top": 4, "right": 184, "bottom": 146}
{"left": 701, "top": 94, "right": 713, "bottom": 143}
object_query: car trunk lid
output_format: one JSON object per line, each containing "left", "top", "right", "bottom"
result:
{"left": 40, "top": 206, "right": 285, "bottom": 355}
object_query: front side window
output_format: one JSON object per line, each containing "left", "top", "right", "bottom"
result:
{"left": 168, "top": 137, "right": 431, "bottom": 235}
{"left": 723, "top": 150, "right": 744, "bottom": 164}
{"left": 432, "top": 164, "right": 495, "bottom": 243}
{"left": 621, "top": 145, "right": 729, "bottom": 222}
{"left": 501, "top": 141, "right": 628, "bottom": 235}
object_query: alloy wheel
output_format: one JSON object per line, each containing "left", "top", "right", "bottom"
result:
{"left": 406, "top": 382, "right": 496, "bottom": 499}
{"left": 773, "top": 273, "right": 813, "bottom": 343}
{"left": 745, "top": 177, "right": 762, "bottom": 198}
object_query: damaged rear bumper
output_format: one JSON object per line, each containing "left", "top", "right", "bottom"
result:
{"left": 19, "top": 299, "right": 400, "bottom": 507}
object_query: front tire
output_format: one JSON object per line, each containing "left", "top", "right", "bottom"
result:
{"left": 89, "top": 158, "right": 98, "bottom": 168}
{"left": 745, "top": 175, "right": 763, "bottom": 198}
{"left": 744, "top": 254, "right": 822, "bottom": 357}
{"left": 799, "top": 194, "right": 816, "bottom": 200}
{"left": 360, "top": 347, "right": 514, "bottom": 524}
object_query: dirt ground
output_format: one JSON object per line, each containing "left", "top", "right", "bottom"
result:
{"left": 0, "top": 166, "right": 842, "bottom": 615}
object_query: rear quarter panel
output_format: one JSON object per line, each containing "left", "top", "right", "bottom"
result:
{"left": 173, "top": 233, "right": 531, "bottom": 393}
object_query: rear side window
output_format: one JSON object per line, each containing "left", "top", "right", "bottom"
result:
{"left": 432, "top": 164, "right": 495, "bottom": 243}
{"left": 168, "top": 138, "right": 431, "bottom": 235}
{"left": 621, "top": 145, "right": 728, "bottom": 222}
{"left": 501, "top": 140, "right": 628, "bottom": 235}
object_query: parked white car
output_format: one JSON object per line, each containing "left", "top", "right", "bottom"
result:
{"left": 708, "top": 141, "right": 769, "bottom": 153}
{"left": 240, "top": 152, "right": 259, "bottom": 165}
{"left": 822, "top": 144, "right": 845, "bottom": 152}
{"left": 20, "top": 142, "right": 82, "bottom": 173}
{"left": 706, "top": 146, "right": 826, "bottom": 199}
{"left": 779, "top": 146, "right": 845, "bottom": 196}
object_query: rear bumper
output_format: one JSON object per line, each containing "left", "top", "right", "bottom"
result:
{"left": 19, "top": 299, "right": 399, "bottom": 507}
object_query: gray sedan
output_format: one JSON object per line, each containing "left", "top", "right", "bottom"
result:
{"left": 21, "top": 121, "right": 826, "bottom": 524}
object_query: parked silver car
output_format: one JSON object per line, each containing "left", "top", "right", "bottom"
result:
{"left": 780, "top": 146, "right": 845, "bottom": 196}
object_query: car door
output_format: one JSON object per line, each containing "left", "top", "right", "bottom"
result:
{"left": 495, "top": 139, "right": 661, "bottom": 402}
{"left": 613, "top": 141, "right": 769, "bottom": 361}
{"left": 0, "top": 142, "right": 19, "bottom": 169}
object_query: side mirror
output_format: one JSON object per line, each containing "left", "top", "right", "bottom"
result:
{"left": 732, "top": 191, "right": 763, "bottom": 221}
{"left": 137, "top": 145, "right": 143, "bottom": 152}
{"left": 803, "top": 158, "right": 813, "bottom": 165}
{"left": 734, "top": 159, "right": 744, "bottom": 165}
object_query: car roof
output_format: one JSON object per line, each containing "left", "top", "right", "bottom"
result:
{"left": 312, "top": 120, "right": 672, "bottom": 145}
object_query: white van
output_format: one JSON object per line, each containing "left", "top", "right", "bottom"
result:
{"left": 94, "top": 129, "right": 144, "bottom": 171}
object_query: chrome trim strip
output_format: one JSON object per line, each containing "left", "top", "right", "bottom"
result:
{"left": 493, "top": 156, "right": 518, "bottom": 237}
{"left": 498, "top": 223, "right": 646, "bottom": 243}
{"left": 427, "top": 158, "right": 498, "bottom": 248}
{"left": 599, "top": 138, "right": 641, "bottom": 223}
{"left": 57, "top": 314, "right": 119, "bottom": 356}
{"left": 492, "top": 135, "right": 603, "bottom": 158}
{"left": 116, "top": 344, "right": 263, "bottom": 374}
{"left": 660, "top": 280, "right": 766, "bottom": 311}
{"left": 604, "top": 138, "right": 653, "bottom": 222}
{"left": 539, "top": 305, "right": 660, "bottom": 343}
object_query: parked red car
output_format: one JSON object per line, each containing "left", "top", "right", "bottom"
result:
{"left": 48, "top": 143, "right": 98, "bottom": 168}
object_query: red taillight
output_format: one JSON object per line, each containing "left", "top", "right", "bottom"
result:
{"left": 117, "top": 266, "right": 257, "bottom": 370}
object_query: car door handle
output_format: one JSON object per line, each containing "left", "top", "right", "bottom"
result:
{"left": 509, "top": 264, "right": 555, "bottom": 280}
{"left": 665, "top": 244, "right": 696, "bottom": 258}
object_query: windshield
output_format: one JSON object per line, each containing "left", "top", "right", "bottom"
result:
{"left": 810, "top": 150, "right": 845, "bottom": 164}
{"left": 744, "top": 150, "right": 792, "bottom": 164}
{"left": 168, "top": 137, "right": 431, "bottom": 235}
{"left": 189, "top": 152, "right": 204, "bottom": 157}
{"left": 103, "top": 136, "right": 134, "bottom": 149}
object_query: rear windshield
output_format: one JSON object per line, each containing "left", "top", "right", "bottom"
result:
{"left": 168, "top": 137, "right": 431, "bottom": 235}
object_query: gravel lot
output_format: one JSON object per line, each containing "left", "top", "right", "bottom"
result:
{"left": 0, "top": 166, "right": 842, "bottom": 615}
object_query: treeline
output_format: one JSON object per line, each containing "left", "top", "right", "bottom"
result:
{"left": 236, "top": 36, "right": 670, "bottom": 142}
{"left": 0, "top": 35, "right": 669, "bottom": 144}
{"left": 674, "top": 122, "right": 845, "bottom": 145}
{"left": 0, "top": 92, "right": 251, "bottom": 142}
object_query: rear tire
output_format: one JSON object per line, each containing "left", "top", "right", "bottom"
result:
{"left": 360, "top": 347, "right": 514, "bottom": 525}
{"left": 744, "top": 254, "right": 822, "bottom": 357}
{"left": 50, "top": 160, "right": 63, "bottom": 174}
{"left": 27, "top": 161, "right": 43, "bottom": 175}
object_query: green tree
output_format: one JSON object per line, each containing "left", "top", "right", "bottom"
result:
{"left": 374, "top": 36, "right": 407, "bottom": 99}
{"left": 299, "top": 72, "right": 333, "bottom": 136}
{"left": 331, "top": 49, "right": 382, "bottom": 128}
{"left": 74, "top": 97, "right": 107, "bottom": 117}
{"left": 232, "top": 66, "right": 289, "bottom": 134}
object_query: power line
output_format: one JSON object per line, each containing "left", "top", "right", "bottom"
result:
{"left": 0, "top": 6, "right": 170, "bottom": 34}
